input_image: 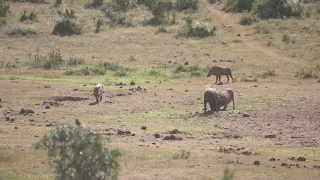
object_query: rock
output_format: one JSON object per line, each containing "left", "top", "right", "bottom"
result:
{"left": 254, "top": 85, "right": 258, "bottom": 87}
{"left": 117, "top": 130, "right": 125, "bottom": 135}
{"left": 289, "top": 157, "right": 295, "bottom": 161}
{"left": 253, "top": 161, "right": 260, "bottom": 165}
{"left": 237, "top": 33, "right": 241, "bottom": 36}
{"left": 163, "top": 135, "right": 177, "bottom": 140}
{"left": 19, "top": 108, "right": 35, "bottom": 115}
{"left": 34, "top": 135, "right": 39, "bottom": 137}
{"left": 141, "top": 126, "right": 147, "bottom": 130}
{"left": 281, "top": 163, "right": 288, "bottom": 167}
{"left": 297, "top": 157, "right": 306, "bottom": 162}
{"left": 269, "top": 158, "right": 276, "bottom": 161}
{"left": 125, "top": 130, "right": 131, "bottom": 135}
{"left": 264, "top": 134, "right": 276, "bottom": 138}
{"left": 184, "top": 62, "right": 189, "bottom": 65}
{"left": 317, "top": 80, "right": 320, "bottom": 83}
{"left": 154, "top": 133, "right": 161, "bottom": 138}
{"left": 130, "top": 81, "right": 135, "bottom": 86}
{"left": 213, "top": 59, "right": 217, "bottom": 62}
{"left": 168, "top": 61, "right": 172, "bottom": 63}
{"left": 169, "top": 129, "right": 180, "bottom": 134}
{"left": 14, "top": 126, "right": 18, "bottom": 129}
{"left": 45, "top": 122, "right": 55, "bottom": 127}
{"left": 243, "top": 114, "right": 250, "bottom": 117}
{"left": 45, "top": 105, "right": 50, "bottom": 109}
{"left": 44, "top": 85, "right": 51, "bottom": 88}
{"left": 131, "top": 133, "right": 135, "bottom": 136}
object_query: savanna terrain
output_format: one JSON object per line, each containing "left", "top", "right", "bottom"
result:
{"left": 0, "top": 0, "right": 320, "bottom": 179}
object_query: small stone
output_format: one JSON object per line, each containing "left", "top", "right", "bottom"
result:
{"left": 125, "top": 130, "right": 131, "bottom": 135}
{"left": 130, "top": 81, "right": 135, "bottom": 86}
{"left": 243, "top": 114, "right": 250, "bottom": 117}
{"left": 45, "top": 105, "right": 50, "bottom": 109}
{"left": 141, "top": 126, "right": 147, "bottom": 130}
{"left": 269, "top": 158, "right": 276, "bottom": 161}
{"left": 253, "top": 161, "right": 260, "bottom": 165}
{"left": 297, "top": 157, "right": 306, "bottom": 162}
{"left": 281, "top": 163, "right": 288, "bottom": 167}
{"left": 14, "top": 126, "right": 18, "bottom": 129}
{"left": 264, "top": 134, "right": 276, "bottom": 138}
{"left": 184, "top": 62, "right": 189, "bottom": 65}
{"left": 237, "top": 33, "right": 241, "bottom": 36}
{"left": 254, "top": 85, "right": 258, "bottom": 87}
{"left": 154, "top": 133, "right": 160, "bottom": 138}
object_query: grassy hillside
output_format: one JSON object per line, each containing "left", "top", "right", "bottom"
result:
{"left": 0, "top": 0, "right": 320, "bottom": 179}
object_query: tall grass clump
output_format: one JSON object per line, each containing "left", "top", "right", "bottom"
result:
{"left": 52, "top": 7, "right": 82, "bottom": 36}
{"left": 6, "top": 28, "right": 37, "bottom": 36}
{"left": 34, "top": 126, "right": 122, "bottom": 180}
{"left": 177, "top": 16, "right": 216, "bottom": 38}
{"left": 174, "top": 0, "right": 199, "bottom": 12}
{"left": 0, "top": 61, "right": 17, "bottom": 69}
{"left": 67, "top": 55, "right": 85, "bottom": 66}
{"left": 28, "top": 48, "right": 64, "bottom": 70}
{"left": 239, "top": 14, "right": 256, "bottom": 25}
{"left": 20, "top": 10, "right": 37, "bottom": 22}
{"left": 0, "top": 0, "right": 10, "bottom": 25}
{"left": 172, "top": 149, "right": 190, "bottom": 159}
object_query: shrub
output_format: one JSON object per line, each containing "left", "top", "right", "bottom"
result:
{"left": 281, "top": 33, "right": 290, "bottom": 43}
{"left": 29, "top": 48, "right": 64, "bottom": 69}
{"left": 67, "top": 55, "right": 85, "bottom": 66}
{"left": 254, "top": 23, "right": 270, "bottom": 34}
{"left": 0, "top": 61, "right": 17, "bottom": 69}
{"left": 94, "top": 17, "right": 104, "bottom": 33}
{"left": 172, "top": 150, "right": 190, "bottom": 159}
{"left": 7, "top": 28, "right": 37, "bottom": 36}
{"left": 222, "top": 168, "right": 234, "bottom": 180}
{"left": 52, "top": 7, "right": 82, "bottom": 36}
{"left": 145, "top": 0, "right": 173, "bottom": 24}
{"left": 56, "top": 0, "right": 62, "bottom": 5}
{"left": 174, "top": 0, "right": 199, "bottom": 12}
{"left": 295, "top": 69, "right": 314, "bottom": 78}
{"left": 239, "top": 14, "right": 256, "bottom": 25}
{"left": 102, "top": 0, "right": 136, "bottom": 27}
{"left": 0, "top": 0, "right": 10, "bottom": 18}
{"left": 177, "top": 16, "right": 217, "bottom": 38}
{"left": 260, "top": 69, "right": 275, "bottom": 78}
{"left": 223, "top": 0, "right": 254, "bottom": 12}
{"left": 34, "top": 126, "right": 122, "bottom": 180}
{"left": 20, "top": 10, "right": 37, "bottom": 22}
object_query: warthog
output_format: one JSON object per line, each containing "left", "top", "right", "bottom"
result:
{"left": 218, "top": 88, "right": 235, "bottom": 110}
{"left": 93, "top": 84, "right": 104, "bottom": 102}
{"left": 207, "top": 66, "right": 234, "bottom": 84}
{"left": 75, "top": 119, "right": 86, "bottom": 128}
{"left": 203, "top": 88, "right": 219, "bottom": 113}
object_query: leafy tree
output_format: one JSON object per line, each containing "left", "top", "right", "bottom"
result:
{"left": 34, "top": 126, "right": 122, "bottom": 180}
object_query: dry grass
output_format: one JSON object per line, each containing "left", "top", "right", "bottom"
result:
{"left": 0, "top": 1, "right": 320, "bottom": 180}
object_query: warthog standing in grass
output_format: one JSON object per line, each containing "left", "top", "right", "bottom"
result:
{"left": 218, "top": 88, "right": 235, "bottom": 110}
{"left": 93, "top": 84, "right": 104, "bottom": 102}
{"left": 203, "top": 88, "right": 219, "bottom": 113}
{"left": 207, "top": 66, "right": 234, "bottom": 84}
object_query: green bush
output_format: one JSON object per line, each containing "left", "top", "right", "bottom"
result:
{"left": 177, "top": 16, "right": 217, "bottom": 38}
{"left": 34, "top": 126, "right": 122, "bottom": 180}
{"left": 20, "top": 10, "right": 37, "bottom": 22}
{"left": 52, "top": 7, "right": 82, "bottom": 36}
{"left": 145, "top": 0, "right": 173, "bottom": 24}
{"left": 239, "top": 14, "right": 256, "bottom": 25}
{"left": 7, "top": 28, "right": 37, "bottom": 36}
{"left": 67, "top": 56, "right": 85, "bottom": 66}
{"left": 174, "top": 0, "right": 199, "bottom": 12}
{"left": 102, "top": 0, "right": 136, "bottom": 27}
{"left": 0, "top": 0, "right": 10, "bottom": 17}
{"left": 295, "top": 69, "right": 313, "bottom": 78}
{"left": 223, "top": 0, "right": 254, "bottom": 12}
{"left": 222, "top": 168, "right": 234, "bottom": 180}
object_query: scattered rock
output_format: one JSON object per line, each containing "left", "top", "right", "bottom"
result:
{"left": 184, "top": 62, "right": 189, "bottom": 65}
{"left": 264, "top": 134, "right": 276, "bottom": 138}
{"left": 44, "top": 85, "right": 51, "bottom": 88}
{"left": 169, "top": 129, "right": 180, "bottom": 134}
{"left": 237, "top": 33, "right": 241, "bottom": 36}
{"left": 14, "top": 126, "right": 18, "bottom": 129}
{"left": 117, "top": 130, "right": 125, "bottom": 135}
{"left": 243, "top": 113, "right": 250, "bottom": 117}
{"left": 297, "top": 157, "right": 306, "bottom": 162}
{"left": 34, "top": 135, "right": 39, "bottom": 137}
{"left": 253, "top": 161, "right": 260, "bottom": 165}
{"left": 19, "top": 108, "right": 35, "bottom": 115}
{"left": 213, "top": 59, "right": 217, "bottom": 62}
{"left": 116, "top": 93, "right": 126, "bottom": 96}
{"left": 162, "top": 135, "right": 177, "bottom": 140}
{"left": 154, "top": 133, "right": 161, "bottom": 138}
{"left": 185, "top": 90, "right": 188, "bottom": 92}
{"left": 168, "top": 88, "right": 173, "bottom": 91}
{"left": 125, "top": 130, "right": 131, "bottom": 135}
{"left": 168, "top": 60, "right": 172, "bottom": 63}
{"left": 289, "top": 157, "right": 295, "bottom": 161}
{"left": 254, "top": 85, "right": 258, "bottom": 87}
{"left": 45, "top": 105, "right": 50, "bottom": 109}
{"left": 281, "top": 163, "right": 288, "bottom": 167}
{"left": 269, "top": 158, "right": 276, "bottom": 161}
{"left": 131, "top": 133, "right": 135, "bottom": 136}
{"left": 130, "top": 81, "right": 135, "bottom": 86}
{"left": 317, "top": 80, "right": 320, "bottom": 83}
{"left": 217, "top": 82, "right": 223, "bottom": 85}
{"left": 45, "top": 122, "right": 55, "bottom": 127}
{"left": 141, "top": 126, "right": 147, "bottom": 130}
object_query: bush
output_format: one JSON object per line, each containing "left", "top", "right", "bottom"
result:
{"left": 173, "top": 64, "right": 206, "bottom": 77}
{"left": 29, "top": 48, "right": 64, "bottom": 69}
{"left": 102, "top": 0, "right": 136, "bottom": 27}
{"left": 20, "top": 10, "right": 37, "bottom": 22}
{"left": 145, "top": 0, "right": 173, "bottom": 24}
{"left": 0, "top": 61, "right": 17, "bottom": 69}
{"left": 34, "top": 126, "right": 122, "bottom": 180}
{"left": 52, "top": 7, "right": 82, "bottom": 36}
{"left": 67, "top": 55, "right": 85, "bottom": 66}
{"left": 239, "top": 14, "right": 256, "bottom": 25}
{"left": 7, "top": 28, "right": 37, "bottom": 36}
{"left": 174, "top": 0, "right": 199, "bottom": 12}
{"left": 281, "top": 33, "right": 290, "bottom": 43}
{"left": 222, "top": 168, "right": 234, "bottom": 180}
{"left": 295, "top": 69, "right": 314, "bottom": 78}
{"left": 0, "top": 0, "right": 10, "bottom": 18}
{"left": 177, "top": 16, "right": 217, "bottom": 38}
{"left": 223, "top": 0, "right": 254, "bottom": 12}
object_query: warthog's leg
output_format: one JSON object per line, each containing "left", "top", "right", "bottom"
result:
{"left": 226, "top": 74, "right": 230, "bottom": 83}
{"left": 100, "top": 92, "right": 102, "bottom": 101}
{"left": 215, "top": 75, "right": 218, "bottom": 84}
{"left": 230, "top": 73, "right": 234, "bottom": 83}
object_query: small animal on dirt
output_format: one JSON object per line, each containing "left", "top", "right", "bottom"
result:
{"left": 207, "top": 66, "right": 234, "bottom": 84}
{"left": 93, "top": 83, "right": 104, "bottom": 102}
{"left": 75, "top": 119, "right": 86, "bottom": 128}
{"left": 218, "top": 88, "right": 235, "bottom": 110}
{"left": 203, "top": 88, "right": 219, "bottom": 113}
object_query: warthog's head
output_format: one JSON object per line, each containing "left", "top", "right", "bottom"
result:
{"left": 207, "top": 69, "right": 213, "bottom": 77}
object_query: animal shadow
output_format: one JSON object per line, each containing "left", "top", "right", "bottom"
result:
{"left": 196, "top": 111, "right": 219, "bottom": 117}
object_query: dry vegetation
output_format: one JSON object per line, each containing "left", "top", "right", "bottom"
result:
{"left": 0, "top": 0, "right": 320, "bottom": 179}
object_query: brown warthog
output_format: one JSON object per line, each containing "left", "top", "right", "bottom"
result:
{"left": 203, "top": 88, "right": 219, "bottom": 113}
{"left": 218, "top": 88, "right": 235, "bottom": 110}
{"left": 207, "top": 66, "right": 234, "bottom": 84}
{"left": 93, "top": 84, "right": 104, "bottom": 102}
